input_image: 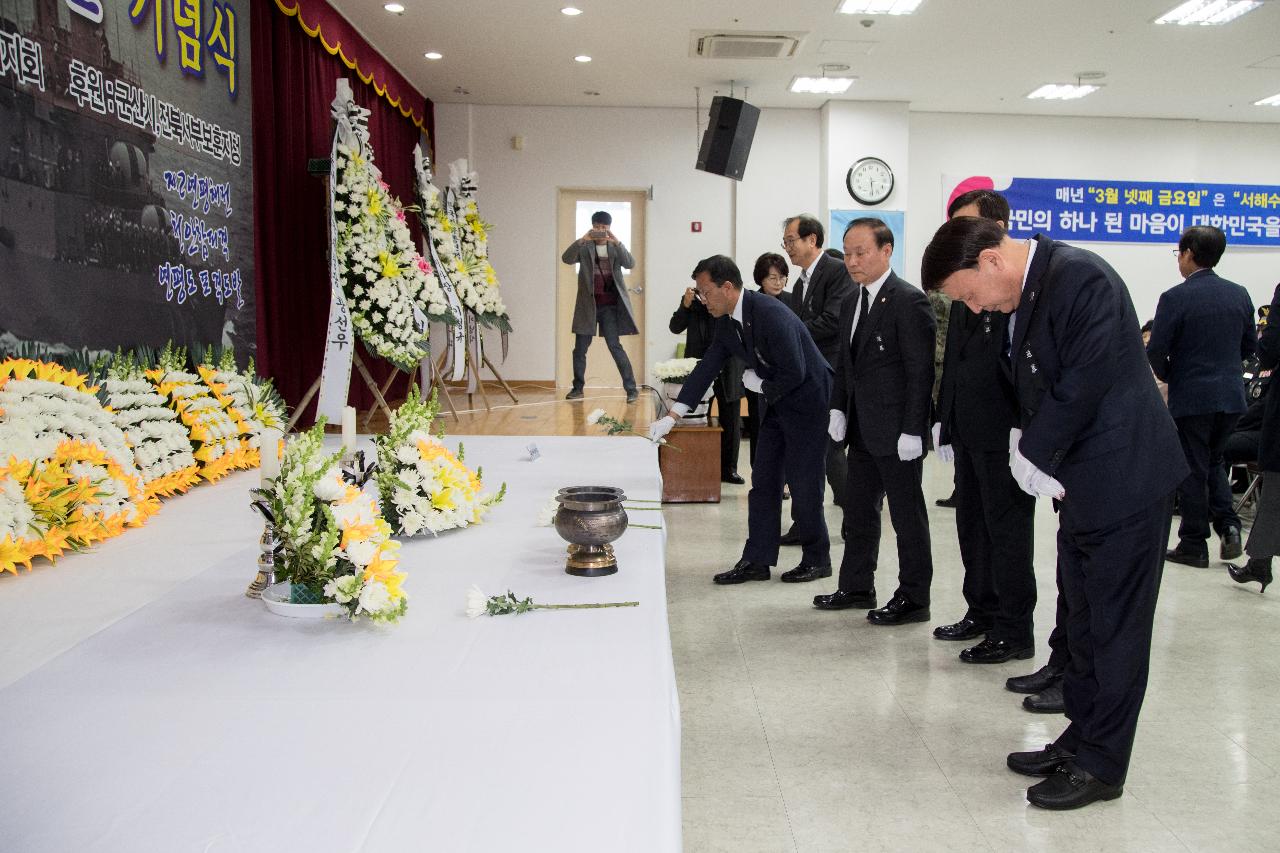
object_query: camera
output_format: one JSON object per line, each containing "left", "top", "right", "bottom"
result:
{"left": 589, "top": 229, "right": 608, "bottom": 239}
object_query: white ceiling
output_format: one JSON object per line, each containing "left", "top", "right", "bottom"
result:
{"left": 330, "top": 0, "right": 1280, "bottom": 123}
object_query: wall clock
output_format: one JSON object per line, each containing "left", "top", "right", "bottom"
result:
{"left": 846, "top": 157, "right": 894, "bottom": 205}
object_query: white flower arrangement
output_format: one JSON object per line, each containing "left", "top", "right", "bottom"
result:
{"left": 652, "top": 357, "right": 701, "bottom": 383}
{"left": 333, "top": 142, "right": 454, "bottom": 372}
{"left": 253, "top": 421, "right": 407, "bottom": 622}
{"left": 0, "top": 359, "right": 158, "bottom": 574}
{"left": 101, "top": 375, "right": 200, "bottom": 497}
{"left": 374, "top": 387, "right": 505, "bottom": 537}
{"left": 452, "top": 195, "right": 511, "bottom": 332}
{"left": 147, "top": 348, "right": 252, "bottom": 483}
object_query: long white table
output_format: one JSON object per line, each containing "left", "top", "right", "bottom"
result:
{"left": 0, "top": 435, "right": 681, "bottom": 852}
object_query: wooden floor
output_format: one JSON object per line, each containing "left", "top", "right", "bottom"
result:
{"left": 356, "top": 382, "right": 662, "bottom": 436}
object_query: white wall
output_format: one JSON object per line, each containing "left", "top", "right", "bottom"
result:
{"left": 434, "top": 103, "right": 1280, "bottom": 381}
{"left": 433, "top": 104, "right": 820, "bottom": 383}
{"left": 906, "top": 113, "right": 1280, "bottom": 320}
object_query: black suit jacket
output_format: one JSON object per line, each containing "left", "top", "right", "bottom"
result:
{"left": 830, "top": 272, "right": 936, "bottom": 457}
{"left": 1257, "top": 283, "right": 1280, "bottom": 473}
{"left": 937, "top": 303, "right": 1019, "bottom": 452}
{"left": 790, "top": 252, "right": 853, "bottom": 365}
{"left": 669, "top": 297, "right": 745, "bottom": 400}
{"left": 1146, "top": 269, "right": 1255, "bottom": 419}
{"left": 1010, "top": 235, "right": 1187, "bottom": 528}
{"left": 676, "top": 289, "right": 832, "bottom": 421}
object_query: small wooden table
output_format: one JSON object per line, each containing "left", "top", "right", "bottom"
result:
{"left": 659, "top": 424, "right": 722, "bottom": 503}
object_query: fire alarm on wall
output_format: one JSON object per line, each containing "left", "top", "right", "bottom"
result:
{"left": 691, "top": 221, "right": 702, "bottom": 233}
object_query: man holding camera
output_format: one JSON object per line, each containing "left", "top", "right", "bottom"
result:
{"left": 562, "top": 211, "right": 640, "bottom": 403}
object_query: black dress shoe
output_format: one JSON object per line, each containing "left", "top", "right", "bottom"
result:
{"left": 1027, "top": 762, "right": 1123, "bottom": 810}
{"left": 935, "top": 493, "right": 957, "bottom": 508}
{"left": 932, "top": 617, "right": 991, "bottom": 641}
{"left": 780, "top": 563, "right": 831, "bottom": 583}
{"left": 813, "top": 589, "right": 876, "bottom": 610}
{"left": 867, "top": 595, "right": 930, "bottom": 625}
{"left": 1166, "top": 547, "right": 1209, "bottom": 568}
{"left": 626, "top": 390, "right": 639, "bottom": 403}
{"left": 1023, "top": 683, "right": 1065, "bottom": 714}
{"left": 721, "top": 470, "right": 746, "bottom": 485}
{"left": 960, "top": 637, "right": 1035, "bottom": 664}
{"left": 778, "top": 528, "right": 801, "bottom": 546}
{"left": 1228, "top": 557, "right": 1274, "bottom": 593}
{"left": 713, "top": 559, "right": 771, "bottom": 585}
{"left": 1007, "top": 743, "right": 1076, "bottom": 777}
{"left": 565, "top": 389, "right": 584, "bottom": 400}
{"left": 1006, "top": 664, "right": 1063, "bottom": 695}
{"left": 1220, "top": 527, "right": 1243, "bottom": 561}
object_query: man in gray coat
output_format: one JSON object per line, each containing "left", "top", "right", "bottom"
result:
{"left": 561, "top": 211, "right": 640, "bottom": 403}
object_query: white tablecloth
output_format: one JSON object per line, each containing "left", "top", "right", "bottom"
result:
{"left": 0, "top": 436, "right": 680, "bottom": 853}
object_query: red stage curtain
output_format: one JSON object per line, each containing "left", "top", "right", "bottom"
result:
{"left": 251, "top": 0, "right": 434, "bottom": 424}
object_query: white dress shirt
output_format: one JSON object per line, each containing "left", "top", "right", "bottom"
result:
{"left": 848, "top": 267, "right": 892, "bottom": 343}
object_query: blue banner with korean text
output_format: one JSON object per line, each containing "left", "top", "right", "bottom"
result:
{"left": 944, "top": 175, "right": 1280, "bottom": 248}
{"left": 1, "top": 0, "right": 253, "bottom": 362}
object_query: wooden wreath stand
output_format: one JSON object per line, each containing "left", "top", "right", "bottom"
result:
{"left": 427, "top": 312, "right": 519, "bottom": 413}
{"left": 286, "top": 346, "right": 397, "bottom": 433}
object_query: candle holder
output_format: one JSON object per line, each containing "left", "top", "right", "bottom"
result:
{"left": 340, "top": 448, "right": 377, "bottom": 487}
{"left": 247, "top": 492, "right": 283, "bottom": 599}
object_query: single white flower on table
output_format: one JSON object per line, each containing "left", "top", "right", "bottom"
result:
{"left": 586, "top": 408, "right": 606, "bottom": 425}
{"left": 536, "top": 497, "right": 560, "bottom": 527}
{"left": 466, "top": 585, "right": 489, "bottom": 618}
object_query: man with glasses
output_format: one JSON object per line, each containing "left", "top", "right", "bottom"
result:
{"left": 649, "top": 255, "right": 833, "bottom": 585}
{"left": 777, "top": 215, "right": 853, "bottom": 559}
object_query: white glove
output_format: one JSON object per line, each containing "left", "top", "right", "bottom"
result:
{"left": 1008, "top": 428, "right": 1065, "bottom": 499}
{"left": 648, "top": 415, "right": 675, "bottom": 444}
{"left": 741, "top": 369, "right": 763, "bottom": 393}
{"left": 931, "top": 423, "right": 954, "bottom": 464}
{"left": 897, "top": 433, "right": 923, "bottom": 462}
{"left": 828, "top": 409, "right": 847, "bottom": 442}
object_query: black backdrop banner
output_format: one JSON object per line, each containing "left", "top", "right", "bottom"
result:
{"left": 0, "top": 0, "right": 254, "bottom": 361}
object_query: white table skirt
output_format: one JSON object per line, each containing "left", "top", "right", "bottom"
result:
{"left": 0, "top": 435, "right": 680, "bottom": 853}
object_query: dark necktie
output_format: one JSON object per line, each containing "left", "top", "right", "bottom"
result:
{"left": 794, "top": 273, "right": 808, "bottom": 308}
{"left": 850, "top": 286, "right": 870, "bottom": 361}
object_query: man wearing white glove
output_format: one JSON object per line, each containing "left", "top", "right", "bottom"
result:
{"left": 648, "top": 255, "right": 835, "bottom": 585}
{"left": 813, "top": 218, "right": 938, "bottom": 625}
{"left": 928, "top": 190, "right": 1040, "bottom": 671}
{"left": 923, "top": 217, "right": 1186, "bottom": 811}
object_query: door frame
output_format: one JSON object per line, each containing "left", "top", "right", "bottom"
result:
{"left": 555, "top": 187, "right": 648, "bottom": 390}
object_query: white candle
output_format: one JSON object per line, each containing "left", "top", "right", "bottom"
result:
{"left": 341, "top": 406, "right": 357, "bottom": 453}
{"left": 259, "top": 428, "right": 282, "bottom": 486}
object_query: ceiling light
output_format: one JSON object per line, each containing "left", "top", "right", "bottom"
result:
{"left": 383, "top": 3, "right": 405, "bottom": 13}
{"left": 789, "top": 75, "right": 856, "bottom": 94}
{"left": 1027, "top": 83, "right": 1100, "bottom": 100}
{"left": 1255, "top": 92, "right": 1280, "bottom": 106}
{"left": 424, "top": 51, "right": 442, "bottom": 60}
{"left": 837, "top": 0, "right": 924, "bottom": 14}
{"left": 561, "top": 6, "right": 583, "bottom": 14}
{"left": 1154, "top": 0, "right": 1262, "bottom": 25}
{"left": 574, "top": 55, "right": 592, "bottom": 63}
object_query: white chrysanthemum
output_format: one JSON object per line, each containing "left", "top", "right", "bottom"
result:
{"left": 357, "top": 579, "right": 393, "bottom": 616}
{"left": 466, "top": 585, "right": 488, "bottom": 618}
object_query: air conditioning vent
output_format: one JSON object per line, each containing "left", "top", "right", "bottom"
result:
{"left": 692, "top": 33, "right": 802, "bottom": 60}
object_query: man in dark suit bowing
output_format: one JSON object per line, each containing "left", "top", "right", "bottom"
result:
{"left": 778, "top": 215, "right": 852, "bottom": 548}
{"left": 922, "top": 217, "right": 1187, "bottom": 810}
{"left": 649, "top": 255, "right": 833, "bottom": 584}
{"left": 932, "top": 190, "right": 1039, "bottom": 665}
{"left": 1147, "top": 225, "right": 1255, "bottom": 567}
{"left": 812, "top": 217, "right": 936, "bottom": 625}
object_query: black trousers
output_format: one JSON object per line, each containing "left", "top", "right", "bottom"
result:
{"left": 713, "top": 383, "right": 742, "bottom": 475}
{"left": 743, "top": 405, "right": 830, "bottom": 567}
{"left": 953, "top": 442, "right": 1037, "bottom": 647}
{"left": 837, "top": 419, "right": 933, "bottom": 605}
{"left": 1052, "top": 492, "right": 1173, "bottom": 786}
{"left": 571, "top": 304, "right": 636, "bottom": 394}
{"left": 1175, "top": 412, "right": 1241, "bottom": 553}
